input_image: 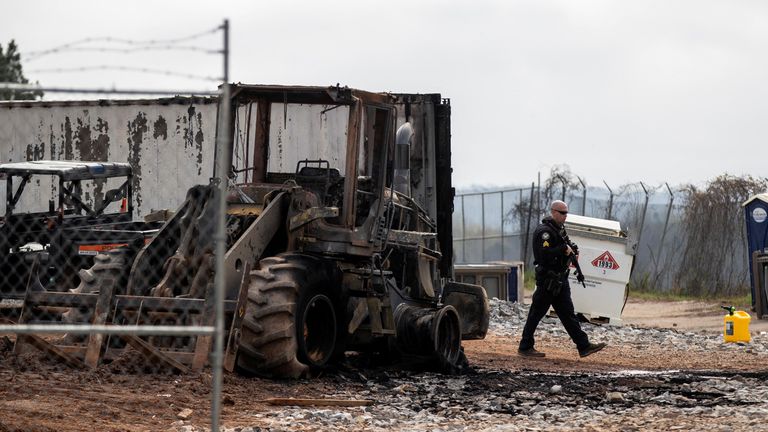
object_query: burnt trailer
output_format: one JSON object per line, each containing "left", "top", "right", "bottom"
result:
{"left": 0, "top": 97, "right": 219, "bottom": 219}
{"left": 9, "top": 84, "right": 489, "bottom": 377}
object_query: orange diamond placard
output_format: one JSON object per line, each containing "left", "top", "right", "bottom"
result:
{"left": 591, "top": 251, "right": 620, "bottom": 270}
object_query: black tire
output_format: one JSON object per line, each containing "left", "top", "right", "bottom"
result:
{"left": 61, "top": 249, "right": 132, "bottom": 341}
{"left": 235, "top": 253, "right": 341, "bottom": 378}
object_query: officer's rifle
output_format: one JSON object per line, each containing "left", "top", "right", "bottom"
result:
{"left": 570, "top": 253, "right": 587, "bottom": 288}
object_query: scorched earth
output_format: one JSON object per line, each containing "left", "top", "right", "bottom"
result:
{"left": 1, "top": 298, "right": 767, "bottom": 432}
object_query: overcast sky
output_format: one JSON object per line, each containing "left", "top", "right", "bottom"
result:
{"left": 2, "top": 0, "right": 767, "bottom": 191}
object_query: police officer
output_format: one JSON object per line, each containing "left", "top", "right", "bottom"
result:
{"left": 518, "top": 200, "right": 606, "bottom": 358}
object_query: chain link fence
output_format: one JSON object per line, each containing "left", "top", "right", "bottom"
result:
{"left": 0, "top": 84, "right": 231, "bottom": 430}
{"left": 0, "top": 23, "right": 231, "bottom": 430}
{"left": 452, "top": 185, "right": 538, "bottom": 265}
{"left": 454, "top": 174, "right": 758, "bottom": 296}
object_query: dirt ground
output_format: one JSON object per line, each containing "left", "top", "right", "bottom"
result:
{"left": 621, "top": 298, "right": 768, "bottom": 332}
{"left": 1, "top": 298, "right": 767, "bottom": 432}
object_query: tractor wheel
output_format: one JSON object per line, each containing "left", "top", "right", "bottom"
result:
{"left": 61, "top": 249, "right": 132, "bottom": 341}
{"left": 235, "top": 253, "right": 340, "bottom": 378}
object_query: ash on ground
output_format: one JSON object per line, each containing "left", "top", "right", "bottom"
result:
{"left": 208, "top": 299, "right": 768, "bottom": 432}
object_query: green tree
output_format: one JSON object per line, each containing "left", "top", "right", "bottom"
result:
{"left": 0, "top": 39, "right": 43, "bottom": 100}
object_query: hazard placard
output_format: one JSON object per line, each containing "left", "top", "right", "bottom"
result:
{"left": 591, "top": 251, "right": 620, "bottom": 270}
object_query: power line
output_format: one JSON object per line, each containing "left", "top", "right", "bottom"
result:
{"left": 27, "top": 65, "right": 221, "bottom": 82}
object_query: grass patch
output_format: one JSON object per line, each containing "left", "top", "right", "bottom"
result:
{"left": 523, "top": 269, "right": 536, "bottom": 292}
{"left": 628, "top": 288, "right": 752, "bottom": 309}
{"left": 524, "top": 268, "right": 752, "bottom": 309}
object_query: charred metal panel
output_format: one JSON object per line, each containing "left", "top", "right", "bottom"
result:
{"left": 232, "top": 102, "right": 262, "bottom": 184}
{"left": 394, "top": 94, "right": 440, "bottom": 221}
{"left": 434, "top": 100, "right": 454, "bottom": 277}
{"left": 0, "top": 98, "right": 218, "bottom": 218}
{"left": 394, "top": 94, "right": 451, "bottom": 275}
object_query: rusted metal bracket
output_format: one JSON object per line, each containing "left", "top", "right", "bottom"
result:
{"left": 289, "top": 206, "right": 338, "bottom": 231}
{"left": 121, "top": 335, "right": 190, "bottom": 374}
{"left": 150, "top": 184, "right": 217, "bottom": 298}
{"left": 347, "top": 298, "right": 369, "bottom": 335}
{"left": 191, "top": 258, "right": 215, "bottom": 371}
{"left": 15, "top": 334, "right": 86, "bottom": 369}
{"left": 224, "top": 192, "right": 286, "bottom": 298}
{"left": 223, "top": 262, "right": 251, "bottom": 372}
{"left": 84, "top": 267, "right": 117, "bottom": 368}
{"left": 366, "top": 297, "right": 395, "bottom": 336}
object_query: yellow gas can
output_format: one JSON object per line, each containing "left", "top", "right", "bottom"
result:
{"left": 723, "top": 307, "right": 751, "bottom": 343}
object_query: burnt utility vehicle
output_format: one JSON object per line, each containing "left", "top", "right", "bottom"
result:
{"left": 14, "top": 84, "right": 489, "bottom": 377}
{"left": 0, "top": 161, "right": 160, "bottom": 300}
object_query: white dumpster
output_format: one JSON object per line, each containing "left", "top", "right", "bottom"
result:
{"left": 563, "top": 214, "right": 635, "bottom": 324}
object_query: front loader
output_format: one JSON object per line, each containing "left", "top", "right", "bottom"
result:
{"left": 14, "top": 84, "right": 489, "bottom": 377}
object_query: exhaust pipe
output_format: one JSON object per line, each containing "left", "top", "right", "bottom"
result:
{"left": 393, "top": 303, "right": 462, "bottom": 370}
{"left": 393, "top": 123, "right": 413, "bottom": 197}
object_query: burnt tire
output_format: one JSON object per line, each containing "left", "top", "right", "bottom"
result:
{"left": 235, "top": 253, "right": 340, "bottom": 378}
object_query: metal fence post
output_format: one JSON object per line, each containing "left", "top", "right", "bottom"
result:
{"left": 211, "top": 18, "right": 229, "bottom": 432}
{"left": 461, "top": 195, "right": 466, "bottom": 263}
{"left": 537, "top": 172, "right": 541, "bottom": 224}
{"left": 210, "top": 83, "right": 230, "bottom": 432}
{"left": 558, "top": 174, "right": 567, "bottom": 202}
{"left": 500, "top": 191, "right": 505, "bottom": 261}
{"left": 636, "top": 182, "right": 650, "bottom": 257}
{"left": 523, "top": 182, "right": 535, "bottom": 265}
{"left": 603, "top": 180, "right": 614, "bottom": 220}
{"left": 481, "top": 192, "right": 486, "bottom": 263}
{"left": 577, "top": 176, "right": 587, "bottom": 215}
{"left": 654, "top": 183, "right": 674, "bottom": 280}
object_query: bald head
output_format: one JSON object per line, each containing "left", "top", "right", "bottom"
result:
{"left": 551, "top": 200, "right": 567, "bottom": 211}
{"left": 550, "top": 200, "right": 569, "bottom": 224}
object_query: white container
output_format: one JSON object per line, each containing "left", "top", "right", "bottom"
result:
{"left": 563, "top": 214, "right": 634, "bottom": 324}
{"left": 454, "top": 262, "right": 525, "bottom": 303}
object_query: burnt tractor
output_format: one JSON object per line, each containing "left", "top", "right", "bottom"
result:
{"left": 13, "top": 84, "right": 489, "bottom": 378}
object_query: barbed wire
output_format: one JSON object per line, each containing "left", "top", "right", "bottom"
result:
{"left": 30, "top": 45, "right": 220, "bottom": 56}
{"left": 27, "top": 65, "right": 222, "bottom": 82}
{"left": 0, "top": 82, "right": 219, "bottom": 96}
{"left": 25, "top": 25, "right": 222, "bottom": 61}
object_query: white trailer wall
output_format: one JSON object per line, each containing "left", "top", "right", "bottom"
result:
{"left": 267, "top": 104, "right": 349, "bottom": 174}
{"left": 0, "top": 98, "right": 218, "bottom": 218}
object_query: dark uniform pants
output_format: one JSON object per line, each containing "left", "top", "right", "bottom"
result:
{"left": 519, "top": 272, "right": 590, "bottom": 351}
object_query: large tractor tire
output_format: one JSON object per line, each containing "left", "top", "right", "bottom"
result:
{"left": 235, "top": 253, "right": 341, "bottom": 378}
{"left": 60, "top": 249, "right": 132, "bottom": 341}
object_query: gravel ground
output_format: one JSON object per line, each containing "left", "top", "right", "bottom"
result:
{"left": 3, "top": 298, "right": 768, "bottom": 431}
{"left": 213, "top": 299, "right": 768, "bottom": 432}
{"left": 488, "top": 298, "right": 768, "bottom": 357}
